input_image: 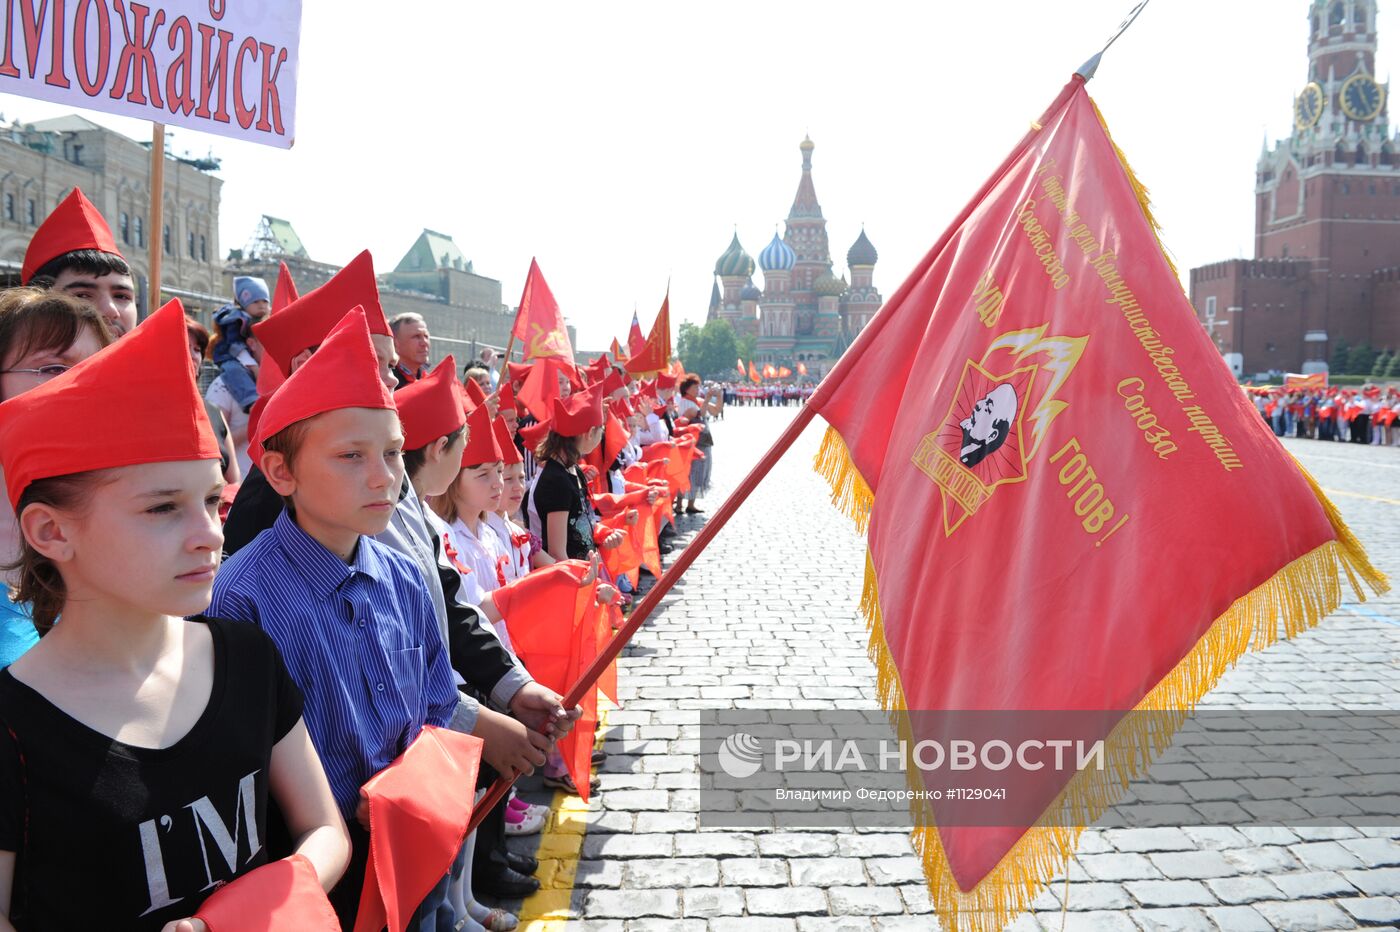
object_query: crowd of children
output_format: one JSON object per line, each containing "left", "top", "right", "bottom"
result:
{"left": 0, "top": 189, "right": 719, "bottom": 930}
{"left": 718, "top": 382, "right": 813, "bottom": 406}
{"left": 1249, "top": 384, "right": 1400, "bottom": 446}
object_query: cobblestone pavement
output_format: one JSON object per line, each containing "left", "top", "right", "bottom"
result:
{"left": 508, "top": 408, "right": 1400, "bottom": 932}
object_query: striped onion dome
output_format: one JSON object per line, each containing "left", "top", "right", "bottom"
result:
{"left": 847, "top": 228, "right": 878, "bottom": 267}
{"left": 714, "top": 233, "right": 755, "bottom": 278}
{"left": 758, "top": 232, "right": 796, "bottom": 272}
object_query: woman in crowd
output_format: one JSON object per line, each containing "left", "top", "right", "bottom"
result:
{"left": 674, "top": 374, "right": 722, "bottom": 515}
{"left": 0, "top": 289, "right": 113, "bottom": 670}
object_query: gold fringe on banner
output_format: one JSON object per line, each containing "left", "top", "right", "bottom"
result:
{"left": 814, "top": 425, "right": 1389, "bottom": 932}
{"left": 1089, "top": 98, "right": 1181, "bottom": 281}
{"left": 814, "top": 426, "right": 874, "bottom": 535}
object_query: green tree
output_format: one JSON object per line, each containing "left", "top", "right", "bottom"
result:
{"left": 1346, "top": 342, "right": 1377, "bottom": 377}
{"left": 1330, "top": 340, "right": 1350, "bottom": 374}
{"left": 1373, "top": 350, "right": 1393, "bottom": 379}
{"left": 677, "top": 318, "right": 749, "bottom": 379}
{"left": 676, "top": 321, "right": 703, "bottom": 372}
{"left": 1386, "top": 352, "right": 1400, "bottom": 380}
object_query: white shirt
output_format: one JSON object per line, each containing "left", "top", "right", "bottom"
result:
{"left": 445, "top": 515, "right": 514, "bottom": 650}
{"left": 205, "top": 375, "right": 252, "bottom": 478}
{"left": 485, "top": 512, "right": 531, "bottom": 583}
{"left": 635, "top": 412, "right": 670, "bottom": 447}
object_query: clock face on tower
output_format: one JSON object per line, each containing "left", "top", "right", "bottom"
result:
{"left": 1340, "top": 74, "right": 1385, "bottom": 122}
{"left": 1295, "top": 82, "right": 1324, "bottom": 130}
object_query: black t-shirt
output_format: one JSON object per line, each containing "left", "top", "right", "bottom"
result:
{"left": 221, "top": 465, "right": 284, "bottom": 557}
{"left": 0, "top": 619, "right": 304, "bottom": 930}
{"left": 202, "top": 401, "right": 231, "bottom": 475}
{"left": 532, "top": 459, "right": 595, "bottom": 560}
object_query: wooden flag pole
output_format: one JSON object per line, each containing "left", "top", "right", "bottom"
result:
{"left": 468, "top": 402, "right": 819, "bottom": 830}
{"left": 148, "top": 123, "right": 165, "bottom": 317}
{"left": 497, "top": 334, "right": 516, "bottom": 385}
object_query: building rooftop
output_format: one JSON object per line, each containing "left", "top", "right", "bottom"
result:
{"left": 396, "top": 228, "right": 472, "bottom": 273}
{"left": 22, "top": 115, "right": 105, "bottom": 133}
{"left": 245, "top": 215, "right": 309, "bottom": 260}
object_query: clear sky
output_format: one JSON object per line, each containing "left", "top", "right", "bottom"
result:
{"left": 3, "top": 0, "right": 1397, "bottom": 350}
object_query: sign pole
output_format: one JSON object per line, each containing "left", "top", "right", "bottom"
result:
{"left": 148, "top": 122, "right": 166, "bottom": 318}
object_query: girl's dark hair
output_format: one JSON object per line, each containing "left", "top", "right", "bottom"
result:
{"left": 403, "top": 425, "right": 466, "bottom": 478}
{"left": 185, "top": 316, "right": 210, "bottom": 359}
{"left": 5, "top": 471, "right": 114, "bottom": 634}
{"left": 0, "top": 288, "right": 113, "bottom": 398}
{"left": 679, "top": 374, "right": 701, "bottom": 397}
{"left": 27, "top": 249, "right": 132, "bottom": 287}
{"left": 535, "top": 430, "right": 580, "bottom": 467}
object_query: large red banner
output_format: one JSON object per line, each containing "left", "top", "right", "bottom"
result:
{"left": 809, "top": 76, "right": 1387, "bottom": 932}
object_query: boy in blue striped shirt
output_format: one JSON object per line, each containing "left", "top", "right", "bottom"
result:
{"left": 210, "top": 307, "right": 460, "bottom": 928}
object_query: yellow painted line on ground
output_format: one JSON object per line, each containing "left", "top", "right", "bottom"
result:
{"left": 517, "top": 708, "right": 609, "bottom": 931}
{"left": 1324, "top": 487, "right": 1400, "bottom": 506}
{"left": 1303, "top": 452, "right": 1400, "bottom": 471}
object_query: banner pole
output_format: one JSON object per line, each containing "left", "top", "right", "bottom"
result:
{"left": 148, "top": 123, "right": 165, "bottom": 318}
{"left": 497, "top": 334, "right": 516, "bottom": 384}
{"left": 468, "top": 402, "right": 819, "bottom": 830}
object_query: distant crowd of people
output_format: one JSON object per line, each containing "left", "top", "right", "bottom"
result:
{"left": 1250, "top": 385, "right": 1400, "bottom": 446}
{"left": 717, "top": 382, "right": 813, "bottom": 406}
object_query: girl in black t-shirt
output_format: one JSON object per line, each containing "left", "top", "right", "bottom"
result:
{"left": 0, "top": 305, "right": 350, "bottom": 931}
{"left": 530, "top": 418, "right": 625, "bottom": 563}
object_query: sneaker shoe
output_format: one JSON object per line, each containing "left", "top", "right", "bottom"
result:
{"left": 502, "top": 806, "right": 546, "bottom": 835}
{"left": 542, "top": 770, "right": 602, "bottom": 795}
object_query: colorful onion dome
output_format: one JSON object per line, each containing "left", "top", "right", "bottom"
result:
{"left": 759, "top": 232, "right": 796, "bottom": 272}
{"left": 847, "top": 228, "right": 878, "bottom": 267}
{"left": 714, "top": 233, "right": 755, "bottom": 278}
{"left": 813, "top": 269, "right": 847, "bottom": 297}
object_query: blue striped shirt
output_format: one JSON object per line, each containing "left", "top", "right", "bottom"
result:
{"left": 208, "top": 510, "right": 459, "bottom": 820}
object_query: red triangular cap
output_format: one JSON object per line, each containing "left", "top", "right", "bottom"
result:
{"left": 396, "top": 356, "right": 465, "bottom": 451}
{"left": 252, "top": 307, "right": 395, "bottom": 457}
{"left": 497, "top": 379, "right": 516, "bottom": 412}
{"left": 253, "top": 250, "right": 389, "bottom": 376}
{"left": 655, "top": 372, "right": 678, "bottom": 390}
{"left": 272, "top": 261, "right": 300, "bottom": 313}
{"left": 585, "top": 356, "right": 610, "bottom": 382}
{"left": 601, "top": 368, "right": 627, "bottom": 396}
{"left": 506, "top": 361, "right": 533, "bottom": 384}
{"left": 0, "top": 299, "right": 218, "bottom": 509}
{"left": 354, "top": 727, "right": 484, "bottom": 932}
{"left": 22, "top": 188, "right": 123, "bottom": 283}
{"left": 493, "top": 416, "right": 522, "bottom": 466}
{"left": 608, "top": 397, "right": 633, "bottom": 421}
{"left": 195, "top": 854, "right": 338, "bottom": 931}
{"left": 550, "top": 384, "right": 605, "bottom": 437}
{"left": 460, "top": 403, "right": 502, "bottom": 467}
{"left": 519, "top": 419, "right": 551, "bottom": 454}
{"left": 463, "top": 376, "right": 489, "bottom": 410}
